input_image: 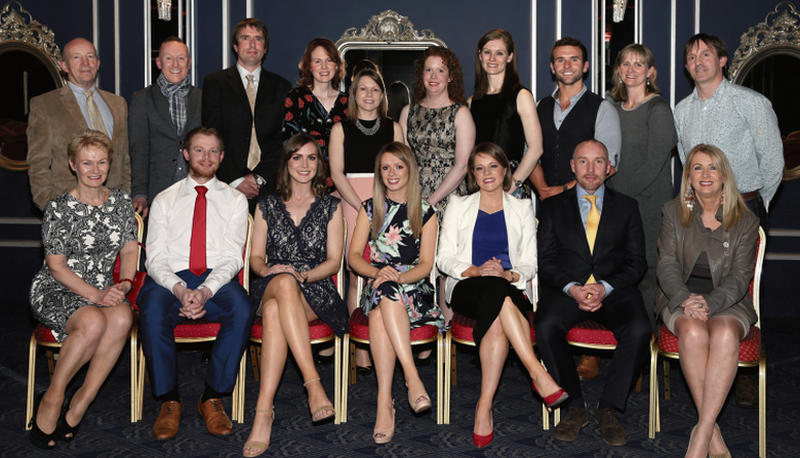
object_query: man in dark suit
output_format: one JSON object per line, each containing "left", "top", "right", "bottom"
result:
{"left": 27, "top": 37, "right": 129, "bottom": 210}
{"left": 201, "top": 18, "right": 290, "bottom": 199}
{"left": 535, "top": 139, "right": 650, "bottom": 446}
{"left": 129, "top": 36, "right": 201, "bottom": 218}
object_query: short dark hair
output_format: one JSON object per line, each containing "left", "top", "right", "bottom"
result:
{"left": 684, "top": 33, "right": 728, "bottom": 62}
{"left": 550, "top": 36, "right": 588, "bottom": 64}
{"left": 232, "top": 18, "right": 269, "bottom": 54}
{"left": 183, "top": 126, "right": 224, "bottom": 152}
{"left": 275, "top": 133, "right": 328, "bottom": 200}
{"left": 467, "top": 142, "right": 513, "bottom": 193}
{"left": 159, "top": 35, "right": 186, "bottom": 51}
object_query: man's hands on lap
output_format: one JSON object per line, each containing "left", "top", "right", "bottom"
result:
{"left": 173, "top": 283, "right": 211, "bottom": 320}
{"left": 569, "top": 283, "right": 607, "bottom": 312}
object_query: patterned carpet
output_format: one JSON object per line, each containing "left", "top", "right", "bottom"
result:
{"left": 3, "top": 298, "right": 799, "bottom": 457}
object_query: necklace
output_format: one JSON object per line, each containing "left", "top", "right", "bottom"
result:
{"left": 355, "top": 118, "right": 380, "bottom": 136}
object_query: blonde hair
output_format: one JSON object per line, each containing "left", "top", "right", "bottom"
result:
{"left": 68, "top": 129, "right": 112, "bottom": 164}
{"left": 371, "top": 142, "right": 423, "bottom": 240}
{"left": 679, "top": 144, "right": 749, "bottom": 230}
{"left": 610, "top": 44, "right": 660, "bottom": 102}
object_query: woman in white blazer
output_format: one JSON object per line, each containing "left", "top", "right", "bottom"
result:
{"left": 438, "top": 142, "right": 567, "bottom": 447}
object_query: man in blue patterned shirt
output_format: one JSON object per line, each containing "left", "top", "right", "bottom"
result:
{"left": 674, "top": 33, "right": 783, "bottom": 229}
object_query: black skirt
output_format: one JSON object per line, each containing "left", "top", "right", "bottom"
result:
{"left": 450, "top": 276, "right": 531, "bottom": 346}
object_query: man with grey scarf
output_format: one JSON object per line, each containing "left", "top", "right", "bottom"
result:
{"left": 129, "top": 36, "right": 202, "bottom": 217}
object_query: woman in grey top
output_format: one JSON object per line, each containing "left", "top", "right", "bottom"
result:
{"left": 608, "top": 43, "right": 677, "bottom": 326}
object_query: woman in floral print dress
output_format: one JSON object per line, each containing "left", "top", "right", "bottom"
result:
{"left": 349, "top": 142, "right": 441, "bottom": 444}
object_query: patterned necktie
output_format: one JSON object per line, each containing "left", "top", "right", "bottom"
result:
{"left": 583, "top": 194, "right": 600, "bottom": 284}
{"left": 245, "top": 74, "right": 260, "bottom": 170}
{"left": 85, "top": 89, "right": 108, "bottom": 137}
{"left": 189, "top": 186, "right": 208, "bottom": 276}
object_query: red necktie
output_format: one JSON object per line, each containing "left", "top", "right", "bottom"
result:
{"left": 189, "top": 186, "right": 207, "bottom": 276}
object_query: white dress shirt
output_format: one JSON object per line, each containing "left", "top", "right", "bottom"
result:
{"left": 145, "top": 175, "right": 248, "bottom": 295}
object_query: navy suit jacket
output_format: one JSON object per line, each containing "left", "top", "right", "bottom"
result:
{"left": 537, "top": 186, "right": 646, "bottom": 299}
{"left": 201, "top": 67, "right": 290, "bottom": 189}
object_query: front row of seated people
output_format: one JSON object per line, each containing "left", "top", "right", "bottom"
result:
{"left": 29, "top": 129, "right": 757, "bottom": 458}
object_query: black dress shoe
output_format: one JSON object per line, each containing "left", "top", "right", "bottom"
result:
{"left": 356, "top": 365, "right": 373, "bottom": 376}
{"left": 314, "top": 352, "right": 334, "bottom": 364}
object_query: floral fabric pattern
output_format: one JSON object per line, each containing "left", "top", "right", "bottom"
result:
{"left": 249, "top": 193, "right": 348, "bottom": 335}
{"left": 281, "top": 86, "right": 348, "bottom": 162}
{"left": 360, "top": 198, "right": 442, "bottom": 329}
{"left": 406, "top": 103, "right": 465, "bottom": 215}
{"left": 29, "top": 189, "right": 137, "bottom": 341}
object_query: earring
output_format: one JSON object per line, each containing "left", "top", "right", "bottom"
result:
{"left": 619, "top": 78, "right": 623, "bottom": 84}
{"left": 646, "top": 78, "right": 651, "bottom": 87}
{"left": 684, "top": 186, "right": 695, "bottom": 210}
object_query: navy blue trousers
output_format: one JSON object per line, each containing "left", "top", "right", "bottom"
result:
{"left": 138, "top": 269, "right": 253, "bottom": 397}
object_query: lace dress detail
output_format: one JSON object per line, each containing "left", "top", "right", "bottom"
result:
{"left": 406, "top": 103, "right": 465, "bottom": 214}
{"left": 29, "top": 189, "right": 137, "bottom": 341}
{"left": 249, "top": 193, "right": 348, "bottom": 335}
{"left": 360, "top": 198, "right": 442, "bottom": 329}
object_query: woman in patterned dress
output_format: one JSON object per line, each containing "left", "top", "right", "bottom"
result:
{"left": 28, "top": 130, "right": 138, "bottom": 449}
{"left": 282, "top": 38, "right": 348, "bottom": 163}
{"left": 243, "top": 133, "right": 346, "bottom": 457}
{"left": 400, "top": 46, "right": 475, "bottom": 215}
{"left": 348, "top": 142, "right": 441, "bottom": 444}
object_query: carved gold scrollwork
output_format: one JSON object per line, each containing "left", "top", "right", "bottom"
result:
{"left": 0, "top": 0, "right": 62, "bottom": 73}
{"left": 729, "top": 1, "right": 800, "bottom": 83}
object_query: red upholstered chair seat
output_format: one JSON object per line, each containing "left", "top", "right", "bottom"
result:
{"left": 566, "top": 320, "right": 618, "bottom": 346}
{"left": 349, "top": 308, "right": 437, "bottom": 342}
{"left": 33, "top": 324, "right": 59, "bottom": 344}
{"left": 449, "top": 311, "right": 537, "bottom": 344}
{"left": 657, "top": 324, "right": 761, "bottom": 363}
{"left": 174, "top": 320, "right": 221, "bottom": 339}
{"left": 251, "top": 319, "right": 334, "bottom": 341}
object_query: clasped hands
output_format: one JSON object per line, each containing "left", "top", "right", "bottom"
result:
{"left": 680, "top": 293, "right": 709, "bottom": 321}
{"left": 93, "top": 282, "right": 132, "bottom": 307}
{"left": 569, "top": 283, "right": 607, "bottom": 312}
{"left": 462, "top": 257, "right": 514, "bottom": 282}
{"left": 173, "top": 283, "right": 212, "bottom": 320}
{"left": 264, "top": 264, "right": 307, "bottom": 283}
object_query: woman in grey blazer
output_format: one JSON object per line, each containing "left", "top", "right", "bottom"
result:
{"left": 656, "top": 144, "right": 759, "bottom": 458}
{"left": 438, "top": 143, "right": 566, "bottom": 447}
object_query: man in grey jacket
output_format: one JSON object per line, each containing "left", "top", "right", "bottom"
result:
{"left": 129, "top": 36, "right": 202, "bottom": 217}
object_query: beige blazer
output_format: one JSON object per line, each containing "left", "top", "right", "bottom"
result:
{"left": 437, "top": 192, "right": 537, "bottom": 303}
{"left": 26, "top": 85, "right": 130, "bottom": 210}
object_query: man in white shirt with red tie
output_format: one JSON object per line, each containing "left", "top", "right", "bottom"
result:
{"left": 139, "top": 126, "right": 252, "bottom": 440}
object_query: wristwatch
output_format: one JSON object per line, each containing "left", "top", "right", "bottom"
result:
{"left": 514, "top": 179, "right": 524, "bottom": 189}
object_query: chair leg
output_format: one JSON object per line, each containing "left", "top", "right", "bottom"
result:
{"left": 759, "top": 352, "right": 766, "bottom": 458}
{"left": 130, "top": 323, "right": 137, "bottom": 423}
{"left": 443, "top": 331, "right": 451, "bottom": 425}
{"left": 137, "top": 346, "right": 146, "bottom": 421}
{"left": 45, "top": 350, "right": 55, "bottom": 380}
{"left": 340, "top": 334, "right": 350, "bottom": 423}
{"left": 348, "top": 340, "right": 356, "bottom": 385}
{"left": 334, "top": 336, "right": 342, "bottom": 425}
{"left": 249, "top": 342, "right": 260, "bottom": 382}
{"left": 26, "top": 332, "right": 37, "bottom": 430}
{"left": 450, "top": 341, "right": 457, "bottom": 386}
{"left": 634, "top": 372, "right": 643, "bottom": 392}
{"left": 436, "top": 333, "right": 443, "bottom": 425}
{"left": 663, "top": 360, "right": 671, "bottom": 400}
{"left": 648, "top": 338, "right": 659, "bottom": 438}
{"left": 232, "top": 352, "right": 246, "bottom": 423}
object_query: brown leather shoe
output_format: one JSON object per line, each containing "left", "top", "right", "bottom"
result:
{"left": 595, "top": 407, "right": 626, "bottom": 446}
{"left": 577, "top": 355, "right": 599, "bottom": 380}
{"left": 553, "top": 406, "right": 589, "bottom": 442}
{"left": 152, "top": 401, "right": 182, "bottom": 440}
{"left": 198, "top": 398, "right": 233, "bottom": 436}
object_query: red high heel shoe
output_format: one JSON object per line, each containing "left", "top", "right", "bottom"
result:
{"left": 532, "top": 381, "right": 569, "bottom": 411}
{"left": 472, "top": 430, "right": 494, "bottom": 447}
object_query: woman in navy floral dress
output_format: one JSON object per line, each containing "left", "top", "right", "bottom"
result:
{"left": 349, "top": 142, "right": 441, "bottom": 444}
{"left": 282, "top": 37, "right": 348, "bottom": 163}
{"left": 243, "top": 133, "right": 346, "bottom": 457}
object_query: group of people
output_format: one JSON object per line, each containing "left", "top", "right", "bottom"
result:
{"left": 25, "top": 14, "right": 782, "bottom": 458}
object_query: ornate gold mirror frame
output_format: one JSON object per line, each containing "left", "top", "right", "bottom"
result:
{"left": 335, "top": 9, "right": 446, "bottom": 110}
{"left": 729, "top": 1, "right": 800, "bottom": 180}
{"left": 0, "top": 0, "right": 63, "bottom": 171}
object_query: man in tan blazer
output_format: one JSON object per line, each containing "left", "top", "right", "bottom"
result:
{"left": 27, "top": 37, "right": 130, "bottom": 210}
